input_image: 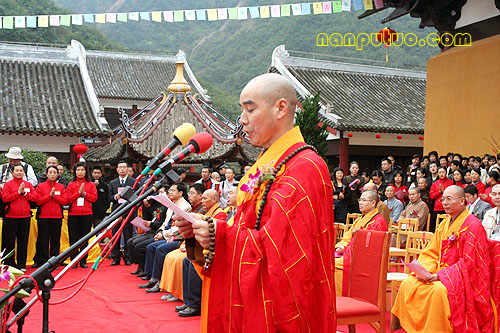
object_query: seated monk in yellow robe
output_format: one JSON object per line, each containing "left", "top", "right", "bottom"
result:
{"left": 334, "top": 190, "right": 387, "bottom": 295}
{"left": 392, "top": 185, "right": 494, "bottom": 332}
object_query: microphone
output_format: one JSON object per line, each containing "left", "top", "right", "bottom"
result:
{"left": 141, "top": 123, "right": 196, "bottom": 175}
{"left": 153, "top": 132, "right": 213, "bottom": 176}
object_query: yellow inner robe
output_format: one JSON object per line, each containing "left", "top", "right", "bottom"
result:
{"left": 334, "top": 209, "right": 379, "bottom": 296}
{"left": 391, "top": 210, "right": 472, "bottom": 332}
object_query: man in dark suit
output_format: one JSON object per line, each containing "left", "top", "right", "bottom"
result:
{"left": 109, "top": 160, "right": 137, "bottom": 266}
{"left": 464, "top": 184, "right": 492, "bottom": 221}
{"left": 91, "top": 166, "right": 109, "bottom": 228}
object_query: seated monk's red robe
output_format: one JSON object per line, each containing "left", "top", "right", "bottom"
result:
{"left": 334, "top": 209, "right": 387, "bottom": 295}
{"left": 204, "top": 126, "right": 336, "bottom": 332}
{"left": 488, "top": 239, "right": 500, "bottom": 330}
{"left": 392, "top": 209, "right": 493, "bottom": 332}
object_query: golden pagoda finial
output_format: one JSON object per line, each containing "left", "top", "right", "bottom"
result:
{"left": 167, "top": 62, "right": 191, "bottom": 94}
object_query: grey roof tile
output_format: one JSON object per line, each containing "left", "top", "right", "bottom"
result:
{"left": 0, "top": 58, "right": 109, "bottom": 136}
{"left": 86, "top": 53, "right": 202, "bottom": 100}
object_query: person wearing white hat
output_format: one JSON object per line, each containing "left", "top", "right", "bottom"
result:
{"left": 0, "top": 147, "right": 37, "bottom": 189}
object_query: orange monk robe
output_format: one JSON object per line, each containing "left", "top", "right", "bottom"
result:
{"left": 205, "top": 127, "right": 336, "bottom": 332}
{"left": 392, "top": 209, "right": 494, "bottom": 332}
{"left": 159, "top": 247, "right": 187, "bottom": 300}
{"left": 194, "top": 205, "right": 226, "bottom": 333}
{"left": 334, "top": 209, "right": 387, "bottom": 295}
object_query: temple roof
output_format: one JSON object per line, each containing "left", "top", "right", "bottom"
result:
{"left": 270, "top": 46, "right": 426, "bottom": 134}
{"left": 0, "top": 42, "right": 110, "bottom": 136}
{"left": 86, "top": 50, "right": 207, "bottom": 101}
{"left": 85, "top": 91, "right": 260, "bottom": 164}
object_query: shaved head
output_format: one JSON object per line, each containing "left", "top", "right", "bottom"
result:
{"left": 204, "top": 189, "right": 218, "bottom": 200}
{"left": 363, "top": 190, "right": 379, "bottom": 203}
{"left": 443, "top": 185, "right": 465, "bottom": 199}
{"left": 363, "top": 183, "right": 377, "bottom": 192}
{"left": 242, "top": 73, "right": 298, "bottom": 119}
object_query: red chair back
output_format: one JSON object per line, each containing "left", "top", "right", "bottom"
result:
{"left": 346, "top": 229, "right": 390, "bottom": 306}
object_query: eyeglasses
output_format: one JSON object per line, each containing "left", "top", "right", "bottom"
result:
{"left": 168, "top": 189, "right": 178, "bottom": 193}
{"left": 439, "top": 196, "right": 461, "bottom": 203}
{"left": 358, "top": 199, "right": 373, "bottom": 203}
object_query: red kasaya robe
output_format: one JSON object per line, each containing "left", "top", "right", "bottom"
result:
{"left": 437, "top": 213, "right": 493, "bottom": 332}
{"left": 205, "top": 126, "right": 336, "bottom": 332}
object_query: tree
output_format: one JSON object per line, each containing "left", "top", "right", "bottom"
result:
{"left": 294, "top": 92, "right": 329, "bottom": 160}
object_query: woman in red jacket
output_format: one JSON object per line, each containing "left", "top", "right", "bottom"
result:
{"left": 1, "top": 163, "right": 37, "bottom": 270}
{"left": 470, "top": 167, "right": 486, "bottom": 195}
{"left": 429, "top": 166, "right": 454, "bottom": 232}
{"left": 66, "top": 162, "right": 97, "bottom": 268}
{"left": 35, "top": 165, "right": 68, "bottom": 266}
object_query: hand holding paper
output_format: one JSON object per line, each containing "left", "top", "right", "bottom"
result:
{"left": 402, "top": 259, "right": 433, "bottom": 282}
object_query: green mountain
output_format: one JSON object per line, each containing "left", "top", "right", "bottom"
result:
{"left": 2, "top": 0, "right": 437, "bottom": 120}
{"left": 0, "top": 0, "right": 121, "bottom": 50}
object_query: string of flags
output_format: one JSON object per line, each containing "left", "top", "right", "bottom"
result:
{"left": 0, "top": 1, "right": 384, "bottom": 29}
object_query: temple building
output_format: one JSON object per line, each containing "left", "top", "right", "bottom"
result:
{"left": 269, "top": 45, "right": 426, "bottom": 172}
{"left": 0, "top": 40, "right": 258, "bottom": 172}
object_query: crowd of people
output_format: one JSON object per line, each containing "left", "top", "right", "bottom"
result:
{"left": 2, "top": 72, "right": 499, "bottom": 332}
{"left": 333, "top": 151, "right": 500, "bottom": 237}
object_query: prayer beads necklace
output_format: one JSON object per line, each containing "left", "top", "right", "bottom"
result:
{"left": 255, "top": 145, "right": 317, "bottom": 231}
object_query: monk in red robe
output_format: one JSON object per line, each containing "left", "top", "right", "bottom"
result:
{"left": 334, "top": 189, "right": 387, "bottom": 295}
{"left": 177, "top": 73, "right": 336, "bottom": 332}
{"left": 392, "top": 185, "right": 494, "bottom": 332}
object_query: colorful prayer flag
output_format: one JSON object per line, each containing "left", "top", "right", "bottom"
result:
{"left": 2, "top": 16, "right": 13, "bottom": 29}
{"left": 185, "top": 10, "right": 196, "bottom": 21}
{"left": 128, "top": 12, "right": 139, "bottom": 21}
{"left": 313, "top": 3, "right": 323, "bottom": 14}
{"left": 207, "top": 9, "right": 218, "bottom": 21}
{"left": 140, "top": 12, "right": 150, "bottom": 21}
{"left": 163, "top": 11, "right": 173, "bottom": 22}
{"left": 270, "top": 5, "right": 281, "bottom": 17}
{"left": 301, "top": 3, "right": 312, "bottom": 15}
{"left": 152, "top": 11, "right": 162, "bottom": 22}
{"left": 342, "top": 0, "right": 352, "bottom": 11}
{"left": 60, "top": 15, "right": 71, "bottom": 26}
{"left": 353, "top": 0, "right": 363, "bottom": 10}
{"left": 333, "top": 1, "right": 342, "bottom": 12}
{"left": 174, "top": 11, "right": 184, "bottom": 22}
{"left": 15, "top": 16, "right": 25, "bottom": 28}
{"left": 260, "top": 6, "right": 270, "bottom": 18}
{"left": 38, "top": 15, "right": 49, "bottom": 27}
{"left": 323, "top": 2, "right": 333, "bottom": 14}
{"left": 196, "top": 9, "right": 207, "bottom": 20}
{"left": 374, "top": 0, "right": 384, "bottom": 8}
{"left": 228, "top": 8, "right": 238, "bottom": 20}
{"left": 364, "top": 0, "right": 373, "bottom": 9}
{"left": 84, "top": 14, "right": 94, "bottom": 23}
{"left": 95, "top": 14, "right": 105, "bottom": 23}
{"left": 281, "top": 4, "right": 291, "bottom": 16}
{"left": 26, "top": 16, "right": 37, "bottom": 28}
{"left": 49, "top": 15, "right": 60, "bottom": 26}
{"left": 72, "top": 15, "right": 83, "bottom": 25}
{"left": 238, "top": 7, "right": 248, "bottom": 20}
{"left": 217, "top": 8, "right": 228, "bottom": 20}
{"left": 248, "top": 7, "right": 260, "bottom": 18}
{"left": 117, "top": 13, "right": 127, "bottom": 22}
{"left": 105, "top": 13, "right": 116, "bottom": 23}
{"left": 292, "top": 4, "right": 302, "bottom": 15}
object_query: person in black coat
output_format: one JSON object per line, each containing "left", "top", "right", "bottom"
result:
{"left": 109, "top": 160, "right": 137, "bottom": 266}
{"left": 91, "top": 166, "right": 109, "bottom": 228}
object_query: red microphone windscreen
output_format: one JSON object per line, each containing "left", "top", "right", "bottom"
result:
{"left": 190, "top": 132, "right": 213, "bottom": 154}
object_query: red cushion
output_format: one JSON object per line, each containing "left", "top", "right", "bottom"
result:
{"left": 336, "top": 296, "right": 380, "bottom": 318}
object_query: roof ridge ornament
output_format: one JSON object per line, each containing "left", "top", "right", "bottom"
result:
{"left": 167, "top": 62, "right": 191, "bottom": 94}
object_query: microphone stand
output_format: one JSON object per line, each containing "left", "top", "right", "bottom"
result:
{"left": 0, "top": 176, "right": 170, "bottom": 333}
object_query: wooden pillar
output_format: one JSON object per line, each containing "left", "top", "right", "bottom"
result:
{"left": 339, "top": 131, "right": 349, "bottom": 172}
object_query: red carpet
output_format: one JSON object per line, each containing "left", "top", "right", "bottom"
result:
{"left": 11, "top": 260, "right": 405, "bottom": 332}
{"left": 13, "top": 260, "right": 200, "bottom": 332}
